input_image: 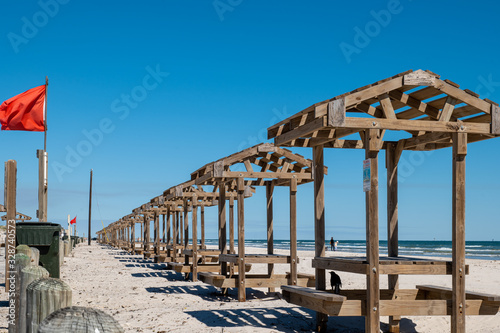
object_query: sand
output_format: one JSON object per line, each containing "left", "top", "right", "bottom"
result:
{"left": 1, "top": 243, "right": 499, "bottom": 332}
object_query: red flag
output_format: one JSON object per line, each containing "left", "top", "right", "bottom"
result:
{"left": 70, "top": 216, "right": 76, "bottom": 225}
{"left": 0, "top": 85, "right": 46, "bottom": 131}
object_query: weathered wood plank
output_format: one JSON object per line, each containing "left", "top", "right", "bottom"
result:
{"left": 327, "top": 98, "right": 346, "bottom": 126}
{"left": 313, "top": 144, "right": 328, "bottom": 331}
{"left": 452, "top": 132, "right": 467, "bottom": 333}
{"left": 365, "top": 130, "right": 380, "bottom": 333}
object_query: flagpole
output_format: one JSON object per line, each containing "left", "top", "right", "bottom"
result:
{"left": 44, "top": 76, "right": 48, "bottom": 151}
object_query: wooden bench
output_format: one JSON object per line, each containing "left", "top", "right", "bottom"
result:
{"left": 199, "top": 273, "right": 315, "bottom": 289}
{"left": 281, "top": 284, "right": 500, "bottom": 317}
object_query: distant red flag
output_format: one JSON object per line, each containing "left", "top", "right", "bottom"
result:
{"left": 70, "top": 216, "right": 76, "bottom": 225}
{"left": 0, "top": 85, "right": 45, "bottom": 131}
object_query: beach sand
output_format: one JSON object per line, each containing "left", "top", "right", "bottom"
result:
{"left": 1, "top": 243, "right": 499, "bottom": 332}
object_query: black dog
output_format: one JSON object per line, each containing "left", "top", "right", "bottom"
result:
{"left": 330, "top": 271, "right": 342, "bottom": 294}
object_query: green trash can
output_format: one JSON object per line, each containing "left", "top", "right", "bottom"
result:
{"left": 16, "top": 222, "right": 61, "bottom": 278}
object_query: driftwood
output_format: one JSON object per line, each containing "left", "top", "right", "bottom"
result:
{"left": 26, "top": 277, "right": 72, "bottom": 333}
{"left": 19, "top": 266, "right": 49, "bottom": 333}
{"left": 8, "top": 253, "right": 31, "bottom": 333}
{"left": 37, "top": 306, "right": 124, "bottom": 333}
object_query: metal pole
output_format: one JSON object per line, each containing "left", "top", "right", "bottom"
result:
{"left": 88, "top": 169, "right": 93, "bottom": 245}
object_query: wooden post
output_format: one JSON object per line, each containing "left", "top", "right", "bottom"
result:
{"left": 37, "top": 306, "right": 124, "bottom": 333}
{"left": 162, "top": 214, "right": 166, "bottom": 243}
{"left": 229, "top": 196, "right": 235, "bottom": 276}
{"left": 266, "top": 181, "right": 275, "bottom": 293}
{"left": 172, "top": 210, "right": 178, "bottom": 259}
{"left": 131, "top": 220, "right": 135, "bottom": 254}
{"left": 184, "top": 200, "right": 189, "bottom": 266}
{"left": 9, "top": 253, "right": 30, "bottom": 333}
{"left": 313, "top": 145, "right": 328, "bottom": 331}
{"left": 88, "top": 169, "right": 92, "bottom": 245}
{"left": 218, "top": 182, "right": 227, "bottom": 276}
{"left": 26, "top": 278, "right": 72, "bottom": 333}
{"left": 143, "top": 215, "right": 148, "bottom": 253}
{"left": 19, "top": 266, "right": 50, "bottom": 333}
{"left": 5, "top": 160, "right": 16, "bottom": 296}
{"left": 201, "top": 205, "right": 205, "bottom": 264}
{"left": 386, "top": 142, "right": 400, "bottom": 333}
{"left": 200, "top": 205, "right": 205, "bottom": 248}
{"left": 229, "top": 196, "right": 235, "bottom": 254}
{"left": 180, "top": 208, "right": 184, "bottom": 246}
{"left": 167, "top": 207, "right": 171, "bottom": 245}
{"left": 365, "top": 129, "right": 380, "bottom": 333}
{"left": 154, "top": 212, "right": 160, "bottom": 256}
{"left": 237, "top": 177, "right": 246, "bottom": 302}
{"left": 290, "top": 177, "right": 298, "bottom": 286}
{"left": 452, "top": 132, "right": 467, "bottom": 333}
{"left": 192, "top": 196, "right": 198, "bottom": 282}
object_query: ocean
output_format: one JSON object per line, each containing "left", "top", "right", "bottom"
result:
{"left": 202, "top": 239, "right": 500, "bottom": 260}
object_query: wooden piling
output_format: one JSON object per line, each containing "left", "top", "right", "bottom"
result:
{"left": 26, "top": 278, "right": 72, "bottom": 333}
{"left": 8, "top": 253, "right": 31, "bottom": 333}
{"left": 37, "top": 306, "right": 124, "bottom": 333}
{"left": 19, "top": 266, "right": 50, "bottom": 333}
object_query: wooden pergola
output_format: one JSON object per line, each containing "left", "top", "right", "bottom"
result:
{"left": 191, "top": 142, "right": 326, "bottom": 301}
{"left": 267, "top": 69, "right": 500, "bottom": 332}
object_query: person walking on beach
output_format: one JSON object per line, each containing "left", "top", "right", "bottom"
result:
{"left": 330, "top": 237, "right": 334, "bottom": 251}
{"left": 334, "top": 240, "right": 339, "bottom": 251}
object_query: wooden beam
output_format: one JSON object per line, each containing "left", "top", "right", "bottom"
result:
{"left": 379, "top": 94, "right": 397, "bottom": 119}
{"left": 439, "top": 97, "right": 459, "bottom": 122}
{"left": 341, "top": 118, "right": 489, "bottom": 134}
{"left": 313, "top": 145, "right": 328, "bottom": 331}
{"left": 345, "top": 76, "right": 404, "bottom": 107}
{"left": 452, "top": 132, "right": 467, "bottom": 333}
{"left": 275, "top": 116, "right": 327, "bottom": 146}
{"left": 435, "top": 79, "right": 491, "bottom": 114}
{"left": 402, "top": 132, "right": 452, "bottom": 150}
{"left": 491, "top": 104, "right": 500, "bottom": 135}
{"left": 389, "top": 90, "right": 440, "bottom": 119}
{"left": 327, "top": 98, "right": 346, "bottom": 126}
{"left": 365, "top": 130, "right": 380, "bottom": 333}
{"left": 403, "top": 70, "right": 436, "bottom": 86}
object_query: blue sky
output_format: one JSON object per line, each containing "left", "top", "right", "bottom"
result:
{"left": 1, "top": 0, "right": 500, "bottom": 241}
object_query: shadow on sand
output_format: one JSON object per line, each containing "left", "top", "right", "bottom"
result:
{"left": 145, "top": 284, "right": 281, "bottom": 302}
{"left": 185, "top": 306, "right": 316, "bottom": 332}
{"left": 185, "top": 306, "right": 418, "bottom": 333}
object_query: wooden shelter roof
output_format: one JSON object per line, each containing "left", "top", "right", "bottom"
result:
{"left": 191, "top": 142, "right": 327, "bottom": 187}
{"left": 267, "top": 69, "right": 499, "bottom": 150}
{"left": 0, "top": 204, "right": 32, "bottom": 221}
